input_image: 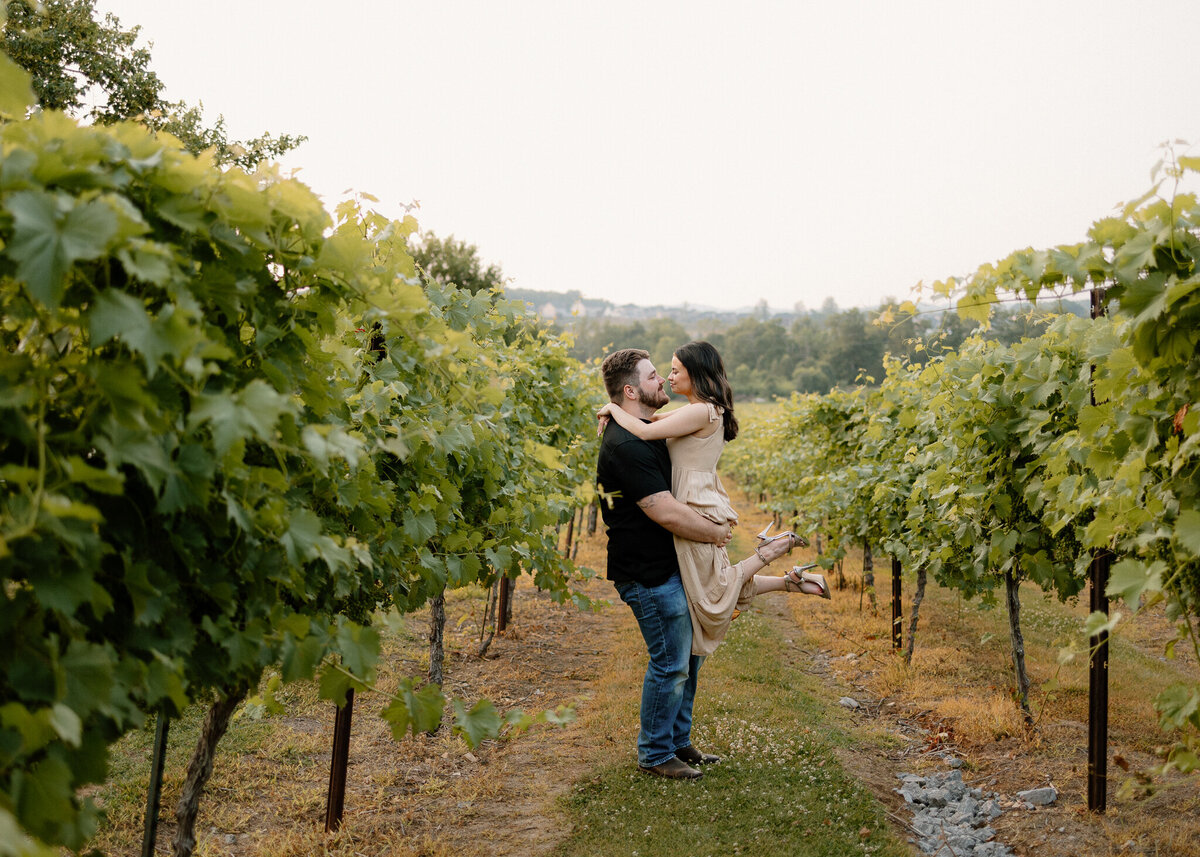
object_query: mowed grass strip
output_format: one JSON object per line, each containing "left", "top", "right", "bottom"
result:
{"left": 553, "top": 603, "right": 909, "bottom": 857}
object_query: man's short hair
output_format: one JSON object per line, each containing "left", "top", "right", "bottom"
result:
{"left": 601, "top": 348, "right": 651, "bottom": 401}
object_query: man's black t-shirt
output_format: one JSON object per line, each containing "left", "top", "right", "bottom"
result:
{"left": 596, "top": 420, "right": 678, "bottom": 587}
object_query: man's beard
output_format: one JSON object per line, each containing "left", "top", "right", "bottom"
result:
{"left": 637, "top": 385, "right": 669, "bottom": 410}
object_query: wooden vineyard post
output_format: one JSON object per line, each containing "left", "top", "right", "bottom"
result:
{"left": 325, "top": 689, "right": 354, "bottom": 832}
{"left": 861, "top": 541, "right": 876, "bottom": 613}
{"left": 1087, "top": 286, "right": 1111, "bottom": 814}
{"left": 140, "top": 709, "right": 170, "bottom": 857}
{"left": 1088, "top": 551, "right": 1111, "bottom": 812}
{"left": 497, "top": 577, "right": 512, "bottom": 633}
{"left": 891, "top": 558, "right": 902, "bottom": 651}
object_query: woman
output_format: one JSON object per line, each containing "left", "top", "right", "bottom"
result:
{"left": 598, "top": 341, "right": 830, "bottom": 656}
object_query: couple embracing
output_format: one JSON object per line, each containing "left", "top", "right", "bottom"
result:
{"left": 595, "top": 342, "right": 830, "bottom": 780}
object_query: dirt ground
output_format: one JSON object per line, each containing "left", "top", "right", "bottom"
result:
{"left": 769, "top": 530, "right": 1200, "bottom": 857}
{"left": 122, "top": 530, "right": 628, "bottom": 857}
{"left": 116, "top": 480, "right": 1200, "bottom": 857}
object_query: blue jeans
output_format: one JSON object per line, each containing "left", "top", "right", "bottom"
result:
{"left": 616, "top": 574, "right": 704, "bottom": 767}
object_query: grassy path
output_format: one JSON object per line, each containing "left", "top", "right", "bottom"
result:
{"left": 550, "top": 534, "right": 909, "bottom": 857}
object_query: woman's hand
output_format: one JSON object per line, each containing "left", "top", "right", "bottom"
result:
{"left": 596, "top": 402, "right": 614, "bottom": 437}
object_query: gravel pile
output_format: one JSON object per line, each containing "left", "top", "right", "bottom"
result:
{"left": 894, "top": 765, "right": 1057, "bottom": 857}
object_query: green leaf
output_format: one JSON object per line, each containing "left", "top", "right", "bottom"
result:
{"left": 90, "top": 361, "right": 157, "bottom": 415}
{"left": 144, "top": 658, "right": 187, "bottom": 712}
{"left": 539, "top": 704, "right": 576, "bottom": 726}
{"left": 281, "top": 508, "right": 322, "bottom": 566}
{"left": 1155, "top": 683, "right": 1200, "bottom": 731}
{"left": 381, "top": 680, "right": 445, "bottom": 740}
{"left": 1056, "top": 645, "right": 1080, "bottom": 665}
{"left": 16, "top": 755, "right": 75, "bottom": 841}
{"left": 5, "top": 191, "right": 118, "bottom": 308}
{"left": 47, "top": 705, "right": 81, "bottom": 748}
{"left": 0, "top": 704, "right": 56, "bottom": 755}
{"left": 1174, "top": 510, "right": 1200, "bottom": 557}
{"left": 0, "top": 51, "right": 34, "bottom": 116}
{"left": 30, "top": 564, "right": 95, "bottom": 616}
{"left": 280, "top": 634, "right": 326, "bottom": 683}
{"left": 41, "top": 494, "right": 102, "bottom": 522}
{"left": 402, "top": 510, "right": 437, "bottom": 544}
{"left": 502, "top": 709, "right": 535, "bottom": 735}
{"left": 88, "top": 288, "right": 149, "bottom": 341}
{"left": 332, "top": 622, "right": 379, "bottom": 680}
{"left": 1105, "top": 559, "right": 1165, "bottom": 610}
{"left": 190, "top": 380, "right": 290, "bottom": 455}
{"left": 1083, "top": 609, "right": 1122, "bottom": 639}
{"left": 1168, "top": 747, "right": 1200, "bottom": 774}
{"left": 957, "top": 291, "right": 994, "bottom": 325}
{"left": 62, "top": 456, "right": 124, "bottom": 494}
{"left": 115, "top": 240, "right": 175, "bottom": 286}
{"left": 316, "top": 664, "right": 359, "bottom": 707}
{"left": 277, "top": 614, "right": 311, "bottom": 639}
{"left": 244, "top": 675, "right": 286, "bottom": 719}
{"left": 315, "top": 228, "right": 372, "bottom": 272}
{"left": 0, "top": 804, "right": 56, "bottom": 857}
{"left": 407, "top": 683, "right": 446, "bottom": 734}
{"left": 451, "top": 697, "right": 501, "bottom": 749}
{"left": 60, "top": 642, "right": 115, "bottom": 721}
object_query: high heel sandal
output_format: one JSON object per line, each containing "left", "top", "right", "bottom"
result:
{"left": 783, "top": 563, "right": 832, "bottom": 600}
{"left": 756, "top": 522, "right": 810, "bottom": 550}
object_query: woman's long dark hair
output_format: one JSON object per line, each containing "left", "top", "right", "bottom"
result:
{"left": 675, "top": 340, "right": 739, "bottom": 441}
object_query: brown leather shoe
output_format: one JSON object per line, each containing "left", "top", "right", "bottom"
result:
{"left": 675, "top": 745, "right": 721, "bottom": 766}
{"left": 638, "top": 757, "right": 703, "bottom": 780}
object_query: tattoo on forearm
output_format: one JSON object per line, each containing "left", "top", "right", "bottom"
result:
{"left": 637, "top": 495, "right": 660, "bottom": 509}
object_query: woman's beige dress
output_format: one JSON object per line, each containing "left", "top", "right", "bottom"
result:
{"left": 667, "top": 404, "right": 756, "bottom": 656}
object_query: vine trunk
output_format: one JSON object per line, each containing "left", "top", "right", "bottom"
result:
{"left": 1004, "top": 569, "right": 1032, "bottom": 720}
{"left": 904, "top": 565, "right": 928, "bottom": 665}
{"left": 429, "top": 591, "right": 446, "bottom": 687}
{"left": 171, "top": 686, "right": 249, "bottom": 857}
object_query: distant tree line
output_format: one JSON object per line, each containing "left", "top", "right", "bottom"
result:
{"left": 561, "top": 300, "right": 1087, "bottom": 400}
{"left": 399, "top": 235, "right": 1088, "bottom": 402}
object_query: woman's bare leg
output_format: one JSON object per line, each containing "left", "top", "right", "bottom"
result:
{"left": 729, "top": 534, "right": 825, "bottom": 596}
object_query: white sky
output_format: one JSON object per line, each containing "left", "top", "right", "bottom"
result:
{"left": 95, "top": 1, "right": 1200, "bottom": 312}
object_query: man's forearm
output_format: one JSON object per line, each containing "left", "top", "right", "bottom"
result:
{"left": 637, "top": 492, "right": 725, "bottom": 543}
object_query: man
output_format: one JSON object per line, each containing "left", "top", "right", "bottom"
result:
{"left": 595, "top": 348, "right": 732, "bottom": 780}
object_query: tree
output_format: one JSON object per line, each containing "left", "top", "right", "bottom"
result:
{"left": 644, "top": 317, "right": 691, "bottom": 372}
{"left": 564, "top": 317, "right": 689, "bottom": 375}
{"left": 3, "top": 0, "right": 159, "bottom": 121}
{"left": 409, "top": 231, "right": 506, "bottom": 295}
{"left": 2, "top": 0, "right": 304, "bottom": 167}
{"left": 823, "top": 308, "right": 888, "bottom": 388}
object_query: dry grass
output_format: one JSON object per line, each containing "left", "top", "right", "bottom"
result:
{"left": 90, "top": 547, "right": 620, "bottom": 856}
{"left": 86, "top": 475, "right": 1200, "bottom": 857}
{"left": 752, "top": 477, "right": 1200, "bottom": 857}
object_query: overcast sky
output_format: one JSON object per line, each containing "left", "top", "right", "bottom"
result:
{"left": 95, "top": 1, "right": 1200, "bottom": 312}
